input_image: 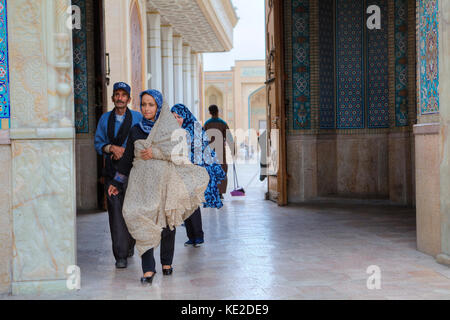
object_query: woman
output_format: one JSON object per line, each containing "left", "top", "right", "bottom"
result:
{"left": 108, "top": 90, "right": 209, "bottom": 285}
{"left": 171, "top": 104, "right": 226, "bottom": 247}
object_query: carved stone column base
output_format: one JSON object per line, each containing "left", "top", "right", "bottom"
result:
{"left": 436, "top": 254, "right": 450, "bottom": 267}
{"left": 12, "top": 279, "right": 72, "bottom": 296}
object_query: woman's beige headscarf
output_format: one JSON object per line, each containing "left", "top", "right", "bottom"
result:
{"left": 122, "top": 100, "right": 209, "bottom": 256}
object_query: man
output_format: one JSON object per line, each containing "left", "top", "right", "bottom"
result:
{"left": 94, "top": 82, "right": 143, "bottom": 268}
{"left": 204, "top": 104, "right": 234, "bottom": 198}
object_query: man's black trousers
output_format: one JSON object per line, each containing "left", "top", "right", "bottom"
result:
{"left": 105, "top": 178, "right": 136, "bottom": 261}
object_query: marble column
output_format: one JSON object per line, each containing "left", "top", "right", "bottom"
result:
{"left": 0, "top": 0, "right": 11, "bottom": 295}
{"left": 191, "top": 52, "right": 199, "bottom": 119}
{"left": 161, "top": 25, "right": 174, "bottom": 107}
{"left": 182, "top": 44, "right": 192, "bottom": 109}
{"left": 147, "top": 12, "right": 162, "bottom": 91}
{"left": 437, "top": 0, "right": 450, "bottom": 266}
{"left": 173, "top": 35, "right": 184, "bottom": 104}
{"left": 8, "top": 0, "right": 76, "bottom": 295}
{"left": 0, "top": 139, "right": 11, "bottom": 294}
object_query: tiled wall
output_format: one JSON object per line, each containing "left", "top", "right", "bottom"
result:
{"left": 287, "top": 0, "right": 413, "bottom": 132}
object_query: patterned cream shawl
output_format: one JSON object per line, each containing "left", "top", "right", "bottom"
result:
{"left": 122, "top": 102, "right": 209, "bottom": 256}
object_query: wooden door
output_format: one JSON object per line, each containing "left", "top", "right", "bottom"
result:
{"left": 265, "top": 0, "right": 287, "bottom": 205}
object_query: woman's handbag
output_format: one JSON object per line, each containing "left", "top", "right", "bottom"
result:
{"left": 230, "top": 163, "right": 245, "bottom": 196}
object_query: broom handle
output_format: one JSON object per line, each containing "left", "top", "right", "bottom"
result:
{"left": 233, "top": 163, "right": 240, "bottom": 189}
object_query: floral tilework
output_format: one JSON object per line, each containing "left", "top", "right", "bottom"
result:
{"left": 418, "top": 0, "right": 439, "bottom": 115}
{"left": 292, "top": 0, "right": 311, "bottom": 130}
{"left": 0, "top": 0, "right": 10, "bottom": 129}
{"left": 72, "top": 0, "right": 89, "bottom": 133}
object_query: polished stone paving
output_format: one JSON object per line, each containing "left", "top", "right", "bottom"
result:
{"left": 4, "top": 164, "right": 450, "bottom": 299}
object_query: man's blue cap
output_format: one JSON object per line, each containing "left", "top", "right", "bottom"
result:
{"left": 113, "top": 82, "right": 131, "bottom": 96}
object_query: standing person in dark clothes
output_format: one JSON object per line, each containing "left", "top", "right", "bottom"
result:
{"left": 171, "top": 104, "right": 225, "bottom": 248}
{"left": 94, "top": 82, "right": 142, "bottom": 269}
{"left": 204, "top": 105, "right": 234, "bottom": 198}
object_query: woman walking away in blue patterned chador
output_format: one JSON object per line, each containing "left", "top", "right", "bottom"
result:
{"left": 171, "top": 104, "right": 226, "bottom": 247}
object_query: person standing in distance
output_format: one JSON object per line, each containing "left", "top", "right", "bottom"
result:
{"left": 204, "top": 105, "right": 234, "bottom": 199}
{"left": 94, "top": 82, "right": 143, "bottom": 269}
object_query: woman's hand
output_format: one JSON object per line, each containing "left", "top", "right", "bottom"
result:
{"left": 108, "top": 185, "right": 119, "bottom": 197}
{"left": 141, "top": 147, "right": 153, "bottom": 160}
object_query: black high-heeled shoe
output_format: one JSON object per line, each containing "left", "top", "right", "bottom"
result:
{"left": 162, "top": 267, "right": 173, "bottom": 276}
{"left": 140, "top": 272, "right": 156, "bottom": 285}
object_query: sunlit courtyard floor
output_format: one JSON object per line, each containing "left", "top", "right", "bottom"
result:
{"left": 4, "top": 163, "right": 450, "bottom": 299}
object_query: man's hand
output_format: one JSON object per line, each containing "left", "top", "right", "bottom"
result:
{"left": 141, "top": 147, "right": 153, "bottom": 160}
{"left": 110, "top": 145, "right": 125, "bottom": 160}
{"left": 108, "top": 185, "right": 119, "bottom": 197}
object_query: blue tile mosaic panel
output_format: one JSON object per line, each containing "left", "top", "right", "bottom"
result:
{"left": 335, "top": 0, "right": 365, "bottom": 129}
{"left": 319, "top": 0, "right": 335, "bottom": 129}
{"left": 366, "top": 0, "right": 389, "bottom": 128}
{"left": 72, "top": 0, "right": 89, "bottom": 133}
{"left": 395, "top": 0, "right": 409, "bottom": 126}
{"left": 418, "top": 0, "right": 439, "bottom": 114}
{"left": 291, "top": 0, "right": 311, "bottom": 130}
{"left": 0, "top": 0, "right": 10, "bottom": 129}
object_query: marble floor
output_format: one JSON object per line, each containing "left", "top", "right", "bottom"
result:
{"left": 4, "top": 163, "right": 450, "bottom": 299}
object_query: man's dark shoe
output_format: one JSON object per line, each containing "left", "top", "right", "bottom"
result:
{"left": 115, "top": 259, "right": 127, "bottom": 269}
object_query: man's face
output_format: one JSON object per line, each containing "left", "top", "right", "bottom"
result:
{"left": 112, "top": 89, "right": 131, "bottom": 109}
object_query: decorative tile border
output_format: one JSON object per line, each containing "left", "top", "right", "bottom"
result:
{"left": 0, "top": 0, "right": 10, "bottom": 129}
{"left": 335, "top": 0, "right": 365, "bottom": 129}
{"left": 394, "top": 0, "right": 409, "bottom": 126}
{"left": 319, "top": 0, "right": 335, "bottom": 129}
{"left": 367, "top": 0, "right": 389, "bottom": 128}
{"left": 291, "top": 0, "right": 311, "bottom": 130}
{"left": 418, "top": 0, "right": 439, "bottom": 115}
{"left": 72, "top": 0, "right": 89, "bottom": 133}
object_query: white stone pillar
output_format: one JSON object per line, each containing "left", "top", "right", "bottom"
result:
{"left": 147, "top": 12, "right": 162, "bottom": 91}
{"left": 173, "top": 35, "right": 184, "bottom": 104}
{"left": 161, "top": 25, "right": 174, "bottom": 106}
{"left": 191, "top": 52, "right": 199, "bottom": 119}
{"left": 182, "top": 44, "right": 192, "bottom": 109}
{"left": 8, "top": 0, "right": 76, "bottom": 295}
